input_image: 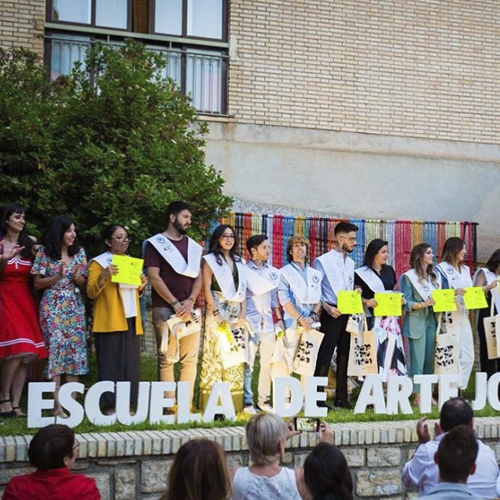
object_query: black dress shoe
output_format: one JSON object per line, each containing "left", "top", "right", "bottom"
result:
{"left": 334, "top": 400, "right": 352, "bottom": 410}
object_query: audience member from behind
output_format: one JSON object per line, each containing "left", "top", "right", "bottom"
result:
{"left": 303, "top": 440, "right": 353, "bottom": 500}
{"left": 419, "top": 426, "right": 483, "bottom": 500}
{"left": 2, "top": 424, "right": 100, "bottom": 500}
{"left": 402, "top": 397, "right": 499, "bottom": 498}
{"left": 233, "top": 412, "right": 303, "bottom": 500}
{"left": 160, "top": 439, "right": 231, "bottom": 500}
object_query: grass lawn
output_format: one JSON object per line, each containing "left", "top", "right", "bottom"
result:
{"left": 0, "top": 350, "right": 496, "bottom": 437}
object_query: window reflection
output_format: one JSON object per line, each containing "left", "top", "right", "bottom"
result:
{"left": 52, "top": 0, "right": 91, "bottom": 24}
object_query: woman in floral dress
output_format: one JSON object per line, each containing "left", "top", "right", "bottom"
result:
{"left": 199, "top": 224, "right": 248, "bottom": 412}
{"left": 32, "top": 216, "right": 88, "bottom": 417}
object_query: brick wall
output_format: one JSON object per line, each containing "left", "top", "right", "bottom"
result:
{"left": 229, "top": 0, "right": 499, "bottom": 144}
{"left": 2, "top": 418, "right": 500, "bottom": 499}
{"left": 0, "top": 0, "right": 44, "bottom": 57}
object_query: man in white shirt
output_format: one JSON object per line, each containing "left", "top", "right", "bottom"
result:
{"left": 402, "top": 397, "right": 499, "bottom": 498}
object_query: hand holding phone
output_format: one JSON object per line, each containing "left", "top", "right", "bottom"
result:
{"left": 294, "top": 417, "right": 320, "bottom": 432}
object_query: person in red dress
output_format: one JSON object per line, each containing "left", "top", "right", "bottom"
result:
{"left": 2, "top": 424, "right": 101, "bottom": 500}
{"left": 0, "top": 203, "right": 47, "bottom": 418}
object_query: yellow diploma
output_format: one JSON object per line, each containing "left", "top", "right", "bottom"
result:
{"left": 111, "top": 254, "right": 143, "bottom": 286}
{"left": 432, "top": 289, "right": 457, "bottom": 312}
{"left": 463, "top": 286, "right": 488, "bottom": 310}
{"left": 337, "top": 291, "right": 364, "bottom": 315}
{"left": 373, "top": 293, "right": 402, "bottom": 317}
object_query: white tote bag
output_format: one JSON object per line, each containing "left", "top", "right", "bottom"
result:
{"left": 434, "top": 314, "right": 460, "bottom": 375}
{"left": 483, "top": 301, "right": 500, "bottom": 360}
{"left": 347, "top": 317, "right": 378, "bottom": 377}
{"left": 216, "top": 322, "right": 247, "bottom": 369}
{"left": 292, "top": 328, "right": 325, "bottom": 377}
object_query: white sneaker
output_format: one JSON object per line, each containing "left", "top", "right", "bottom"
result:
{"left": 257, "top": 403, "right": 274, "bottom": 413}
{"left": 243, "top": 405, "right": 257, "bottom": 415}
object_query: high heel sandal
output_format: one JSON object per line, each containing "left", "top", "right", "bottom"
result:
{"left": 0, "top": 399, "right": 17, "bottom": 418}
{"left": 12, "top": 406, "right": 27, "bottom": 417}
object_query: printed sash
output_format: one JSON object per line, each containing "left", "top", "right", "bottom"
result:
{"left": 147, "top": 233, "right": 202, "bottom": 278}
{"left": 438, "top": 262, "right": 472, "bottom": 289}
{"left": 204, "top": 253, "right": 247, "bottom": 302}
{"left": 317, "top": 250, "right": 355, "bottom": 296}
{"left": 355, "top": 266, "right": 386, "bottom": 293}
{"left": 90, "top": 252, "right": 138, "bottom": 318}
{"left": 280, "top": 264, "right": 322, "bottom": 304}
{"left": 246, "top": 264, "right": 280, "bottom": 296}
{"left": 474, "top": 268, "right": 500, "bottom": 314}
{"left": 404, "top": 268, "right": 441, "bottom": 301}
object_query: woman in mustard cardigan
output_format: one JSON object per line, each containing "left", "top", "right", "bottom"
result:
{"left": 87, "top": 225, "right": 147, "bottom": 415}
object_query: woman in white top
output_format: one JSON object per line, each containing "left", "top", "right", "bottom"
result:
{"left": 232, "top": 412, "right": 303, "bottom": 500}
{"left": 436, "top": 237, "right": 475, "bottom": 390}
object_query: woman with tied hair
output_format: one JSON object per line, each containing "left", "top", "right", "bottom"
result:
{"left": 199, "top": 224, "right": 248, "bottom": 412}
{"left": 87, "top": 224, "right": 147, "bottom": 415}
{"left": 0, "top": 203, "right": 47, "bottom": 418}
{"left": 400, "top": 243, "right": 441, "bottom": 406}
{"left": 473, "top": 249, "right": 500, "bottom": 378}
{"left": 232, "top": 412, "right": 303, "bottom": 500}
{"left": 160, "top": 439, "right": 232, "bottom": 500}
{"left": 32, "top": 216, "right": 88, "bottom": 417}
{"left": 2, "top": 424, "right": 100, "bottom": 499}
{"left": 437, "top": 237, "right": 474, "bottom": 390}
{"left": 303, "top": 442, "right": 353, "bottom": 500}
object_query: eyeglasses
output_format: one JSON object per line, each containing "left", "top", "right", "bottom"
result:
{"left": 221, "top": 235, "right": 235, "bottom": 240}
{"left": 111, "top": 236, "right": 133, "bottom": 243}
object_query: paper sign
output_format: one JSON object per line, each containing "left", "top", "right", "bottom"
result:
{"left": 337, "top": 291, "right": 364, "bottom": 314}
{"left": 432, "top": 289, "right": 457, "bottom": 313}
{"left": 463, "top": 287, "right": 488, "bottom": 310}
{"left": 374, "top": 293, "right": 402, "bottom": 317}
{"left": 111, "top": 255, "right": 143, "bottom": 286}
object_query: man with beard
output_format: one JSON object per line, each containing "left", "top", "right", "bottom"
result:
{"left": 313, "top": 222, "right": 359, "bottom": 409}
{"left": 144, "top": 201, "right": 203, "bottom": 406}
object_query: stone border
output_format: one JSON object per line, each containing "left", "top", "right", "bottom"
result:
{"left": 2, "top": 416, "right": 500, "bottom": 464}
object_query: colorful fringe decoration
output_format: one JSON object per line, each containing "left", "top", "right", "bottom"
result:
{"left": 218, "top": 213, "right": 478, "bottom": 274}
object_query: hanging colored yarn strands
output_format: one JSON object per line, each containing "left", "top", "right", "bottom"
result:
{"left": 217, "top": 213, "right": 478, "bottom": 274}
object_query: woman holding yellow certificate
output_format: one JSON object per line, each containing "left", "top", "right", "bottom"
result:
{"left": 87, "top": 225, "right": 147, "bottom": 415}
{"left": 473, "top": 249, "right": 500, "bottom": 379}
{"left": 399, "top": 243, "right": 441, "bottom": 405}
{"left": 436, "top": 237, "right": 474, "bottom": 390}
{"left": 355, "top": 239, "right": 406, "bottom": 379}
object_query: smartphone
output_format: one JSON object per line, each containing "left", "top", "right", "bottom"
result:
{"left": 294, "top": 417, "right": 319, "bottom": 432}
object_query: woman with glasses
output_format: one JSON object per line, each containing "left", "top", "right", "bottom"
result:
{"left": 2, "top": 424, "right": 100, "bottom": 499}
{"left": 32, "top": 216, "right": 88, "bottom": 418}
{"left": 199, "top": 224, "right": 248, "bottom": 412}
{"left": 87, "top": 225, "right": 147, "bottom": 415}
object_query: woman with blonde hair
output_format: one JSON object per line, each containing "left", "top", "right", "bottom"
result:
{"left": 161, "top": 439, "right": 231, "bottom": 500}
{"left": 232, "top": 412, "right": 303, "bottom": 500}
{"left": 400, "top": 243, "right": 441, "bottom": 405}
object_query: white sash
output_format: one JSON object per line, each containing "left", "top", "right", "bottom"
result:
{"left": 280, "top": 264, "right": 322, "bottom": 304}
{"left": 355, "top": 266, "right": 386, "bottom": 293}
{"left": 147, "top": 233, "right": 202, "bottom": 278}
{"left": 438, "top": 262, "right": 473, "bottom": 289}
{"left": 403, "top": 268, "right": 441, "bottom": 301}
{"left": 474, "top": 268, "right": 500, "bottom": 314}
{"left": 317, "top": 250, "right": 355, "bottom": 295}
{"left": 204, "top": 253, "right": 247, "bottom": 302}
{"left": 89, "top": 252, "right": 138, "bottom": 318}
{"left": 246, "top": 264, "right": 280, "bottom": 296}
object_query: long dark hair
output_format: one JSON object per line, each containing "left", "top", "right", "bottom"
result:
{"left": 441, "top": 237, "right": 466, "bottom": 270}
{"left": 409, "top": 243, "right": 438, "bottom": 286}
{"left": 486, "top": 249, "right": 500, "bottom": 274}
{"left": 363, "top": 238, "right": 388, "bottom": 269}
{"left": 304, "top": 442, "right": 353, "bottom": 500}
{"left": 0, "top": 203, "right": 35, "bottom": 259}
{"left": 161, "top": 439, "right": 232, "bottom": 500}
{"left": 43, "top": 216, "right": 80, "bottom": 260}
{"left": 208, "top": 224, "right": 241, "bottom": 265}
